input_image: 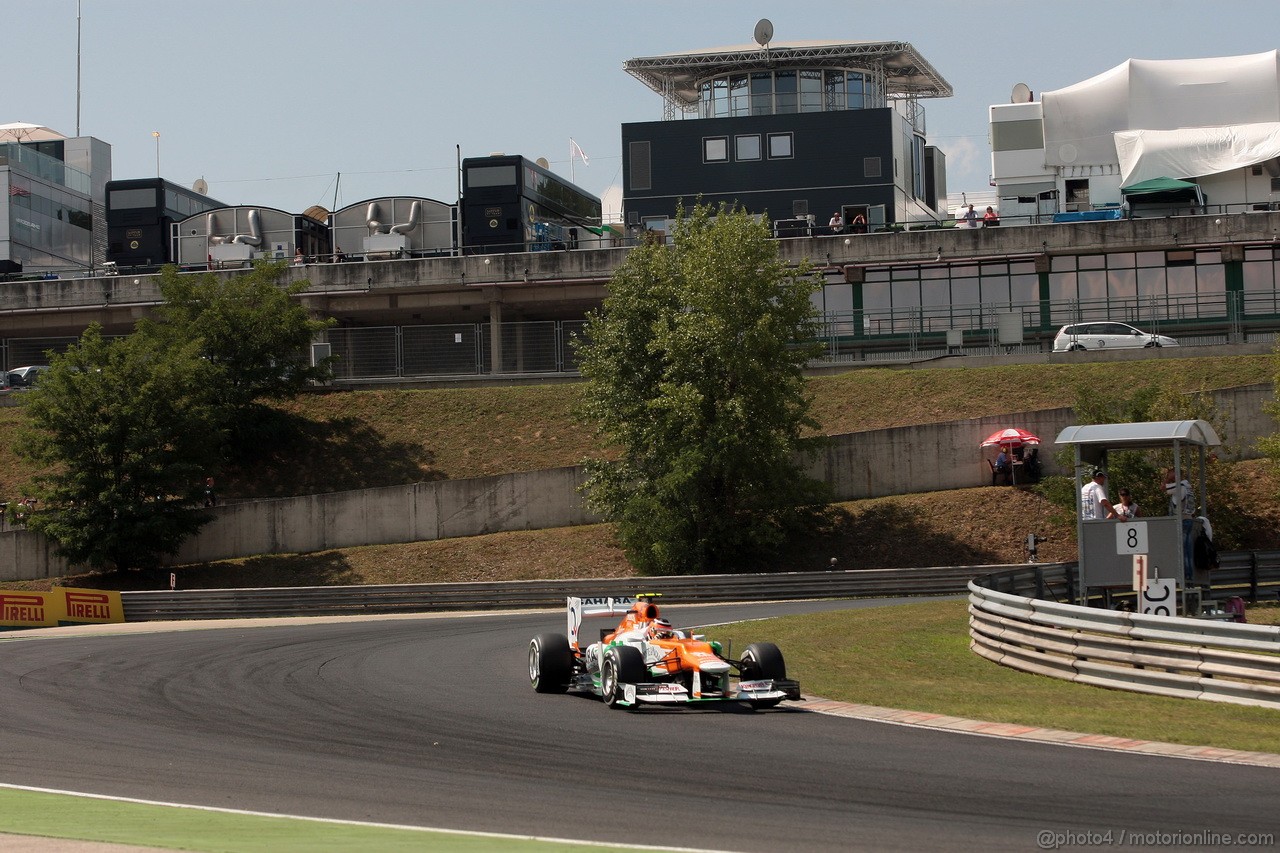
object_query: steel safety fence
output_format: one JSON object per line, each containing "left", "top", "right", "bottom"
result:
{"left": 118, "top": 563, "right": 993, "bottom": 622}
{"left": 402, "top": 324, "right": 482, "bottom": 377}
{"left": 326, "top": 326, "right": 398, "bottom": 380}
{"left": 480, "top": 321, "right": 561, "bottom": 374}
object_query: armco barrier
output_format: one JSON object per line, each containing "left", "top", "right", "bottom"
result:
{"left": 117, "top": 563, "right": 999, "bottom": 622}
{"left": 969, "top": 561, "right": 1280, "bottom": 710}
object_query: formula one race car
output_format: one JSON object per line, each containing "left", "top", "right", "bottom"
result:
{"left": 527, "top": 594, "right": 801, "bottom": 710}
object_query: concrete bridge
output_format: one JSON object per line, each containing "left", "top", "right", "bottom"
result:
{"left": 2, "top": 211, "right": 1276, "bottom": 372}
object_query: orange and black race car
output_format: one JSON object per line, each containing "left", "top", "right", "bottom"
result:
{"left": 527, "top": 594, "right": 801, "bottom": 710}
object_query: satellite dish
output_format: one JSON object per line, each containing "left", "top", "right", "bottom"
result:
{"left": 753, "top": 18, "right": 773, "bottom": 47}
{"left": 1010, "top": 83, "right": 1033, "bottom": 104}
{"left": 192, "top": 177, "right": 208, "bottom": 195}
{"left": 535, "top": 157, "right": 550, "bottom": 169}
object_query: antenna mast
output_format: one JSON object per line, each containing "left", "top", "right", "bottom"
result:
{"left": 75, "top": 0, "right": 82, "bottom": 136}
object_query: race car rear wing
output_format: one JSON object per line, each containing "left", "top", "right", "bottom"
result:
{"left": 567, "top": 596, "right": 635, "bottom": 648}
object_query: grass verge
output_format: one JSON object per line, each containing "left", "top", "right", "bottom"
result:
{"left": 705, "top": 599, "right": 1280, "bottom": 754}
{"left": 0, "top": 787, "right": 641, "bottom": 853}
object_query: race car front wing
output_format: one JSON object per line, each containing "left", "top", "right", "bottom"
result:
{"left": 618, "top": 677, "right": 802, "bottom": 706}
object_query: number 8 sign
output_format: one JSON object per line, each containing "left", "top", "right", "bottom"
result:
{"left": 1116, "top": 521, "right": 1148, "bottom": 554}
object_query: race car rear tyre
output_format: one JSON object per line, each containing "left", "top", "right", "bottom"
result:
{"left": 601, "top": 645, "right": 645, "bottom": 709}
{"left": 740, "top": 642, "right": 787, "bottom": 709}
{"left": 529, "top": 633, "right": 573, "bottom": 694}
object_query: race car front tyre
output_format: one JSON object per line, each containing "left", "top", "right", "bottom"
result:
{"left": 740, "top": 642, "right": 787, "bottom": 709}
{"left": 601, "top": 645, "right": 645, "bottom": 709}
{"left": 529, "top": 633, "right": 573, "bottom": 694}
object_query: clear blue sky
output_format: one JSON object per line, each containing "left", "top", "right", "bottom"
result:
{"left": 7, "top": 0, "right": 1277, "bottom": 219}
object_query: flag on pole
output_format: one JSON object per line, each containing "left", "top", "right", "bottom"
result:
{"left": 570, "top": 138, "right": 589, "bottom": 166}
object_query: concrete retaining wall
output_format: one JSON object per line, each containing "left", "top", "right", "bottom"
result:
{"left": 3, "top": 384, "right": 1273, "bottom": 581}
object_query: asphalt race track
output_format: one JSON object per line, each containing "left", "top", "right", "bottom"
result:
{"left": 1, "top": 600, "right": 1277, "bottom": 852}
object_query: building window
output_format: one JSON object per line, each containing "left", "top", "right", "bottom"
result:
{"left": 629, "top": 141, "right": 652, "bottom": 190}
{"left": 735, "top": 135, "right": 761, "bottom": 161}
{"left": 703, "top": 137, "right": 728, "bottom": 163}
{"left": 799, "top": 70, "right": 823, "bottom": 112}
{"left": 991, "top": 119, "right": 1045, "bottom": 152}
{"left": 768, "top": 133, "right": 793, "bottom": 159}
{"left": 750, "top": 72, "right": 773, "bottom": 115}
{"left": 730, "top": 74, "right": 749, "bottom": 116}
{"left": 863, "top": 157, "right": 882, "bottom": 178}
{"left": 774, "top": 70, "right": 797, "bottom": 114}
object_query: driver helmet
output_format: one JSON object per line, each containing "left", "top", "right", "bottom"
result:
{"left": 651, "top": 618, "right": 676, "bottom": 639}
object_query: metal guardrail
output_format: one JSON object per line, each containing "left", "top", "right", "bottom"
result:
{"left": 118, "top": 563, "right": 999, "bottom": 622}
{"left": 116, "top": 550, "right": 1280, "bottom": 622}
{"left": 968, "top": 553, "right": 1280, "bottom": 710}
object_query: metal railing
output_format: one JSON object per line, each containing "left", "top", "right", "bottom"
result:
{"left": 118, "top": 563, "right": 994, "bottom": 622}
{"left": 968, "top": 553, "right": 1280, "bottom": 710}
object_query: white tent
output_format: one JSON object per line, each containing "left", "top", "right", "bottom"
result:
{"left": 1116, "top": 122, "right": 1280, "bottom": 186}
{"left": 1041, "top": 50, "right": 1280, "bottom": 181}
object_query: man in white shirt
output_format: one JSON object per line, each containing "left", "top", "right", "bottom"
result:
{"left": 1163, "top": 468, "right": 1195, "bottom": 516}
{"left": 1081, "top": 470, "right": 1118, "bottom": 519}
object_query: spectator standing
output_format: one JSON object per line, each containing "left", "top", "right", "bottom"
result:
{"left": 851, "top": 212, "right": 867, "bottom": 234}
{"left": 962, "top": 204, "right": 980, "bottom": 228}
{"left": 828, "top": 212, "right": 844, "bottom": 235}
{"left": 1081, "top": 470, "right": 1118, "bottom": 519}
{"left": 1164, "top": 467, "right": 1196, "bottom": 579}
{"left": 204, "top": 476, "right": 217, "bottom": 508}
{"left": 1163, "top": 468, "right": 1194, "bottom": 516}
{"left": 983, "top": 206, "right": 1000, "bottom": 226}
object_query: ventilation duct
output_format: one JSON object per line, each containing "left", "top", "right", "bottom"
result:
{"left": 389, "top": 201, "right": 421, "bottom": 235}
{"left": 230, "top": 208, "right": 263, "bottom": 246}
{"left": 366, "top": 202, "right": 387, "bottom": 235}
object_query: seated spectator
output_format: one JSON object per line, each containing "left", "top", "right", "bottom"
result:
{"left": 1024, "top": 448, "right": 1042, "bottom": 482}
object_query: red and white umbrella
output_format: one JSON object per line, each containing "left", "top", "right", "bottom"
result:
{"left": 980, "top": 427, "right": 1041, "bottom": 448}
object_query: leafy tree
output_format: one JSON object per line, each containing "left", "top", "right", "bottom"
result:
{"left": 143, "top": 261, "right": 335, "bottom": 452}
{"left": 575, "top": 202, "right": 832, "bottom": 575}
{"left": 17, "top": 326, "right": 222, "bottom": 573}
{"left": 1257, "top": 341, "right": 1280, "bottom": 470}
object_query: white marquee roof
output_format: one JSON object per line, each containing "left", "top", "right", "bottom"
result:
{"left": 1041, "top": 50, "right": 1280, "bottom": 182}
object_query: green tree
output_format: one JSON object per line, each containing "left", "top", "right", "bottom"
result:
{"left": 143, "top": 261, "right": 334, "bottom": 451}
{"left": 17, "top": 326, "right": 222, "bottom": 573}
{"left": 1257, "top": 340, "right": 1280, "bottom": 470}
{"left": 575, "top": 202, "right": 831, "bottom": 575}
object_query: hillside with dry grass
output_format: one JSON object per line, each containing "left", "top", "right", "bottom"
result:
{"left": 3, "top": 354, "right": 1278, "bottom": 590}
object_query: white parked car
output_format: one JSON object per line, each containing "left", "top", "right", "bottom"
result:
{"left": 1053, "top": 322, "right": 1178, "bottom": 352}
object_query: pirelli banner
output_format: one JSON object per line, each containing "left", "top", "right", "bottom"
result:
{"left": 0, "top": 588, "right": 125, "bottom": 630}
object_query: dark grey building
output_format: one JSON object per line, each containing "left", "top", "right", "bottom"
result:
{"left": 621, "top": 39, "right": 952, "bottom": 235}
